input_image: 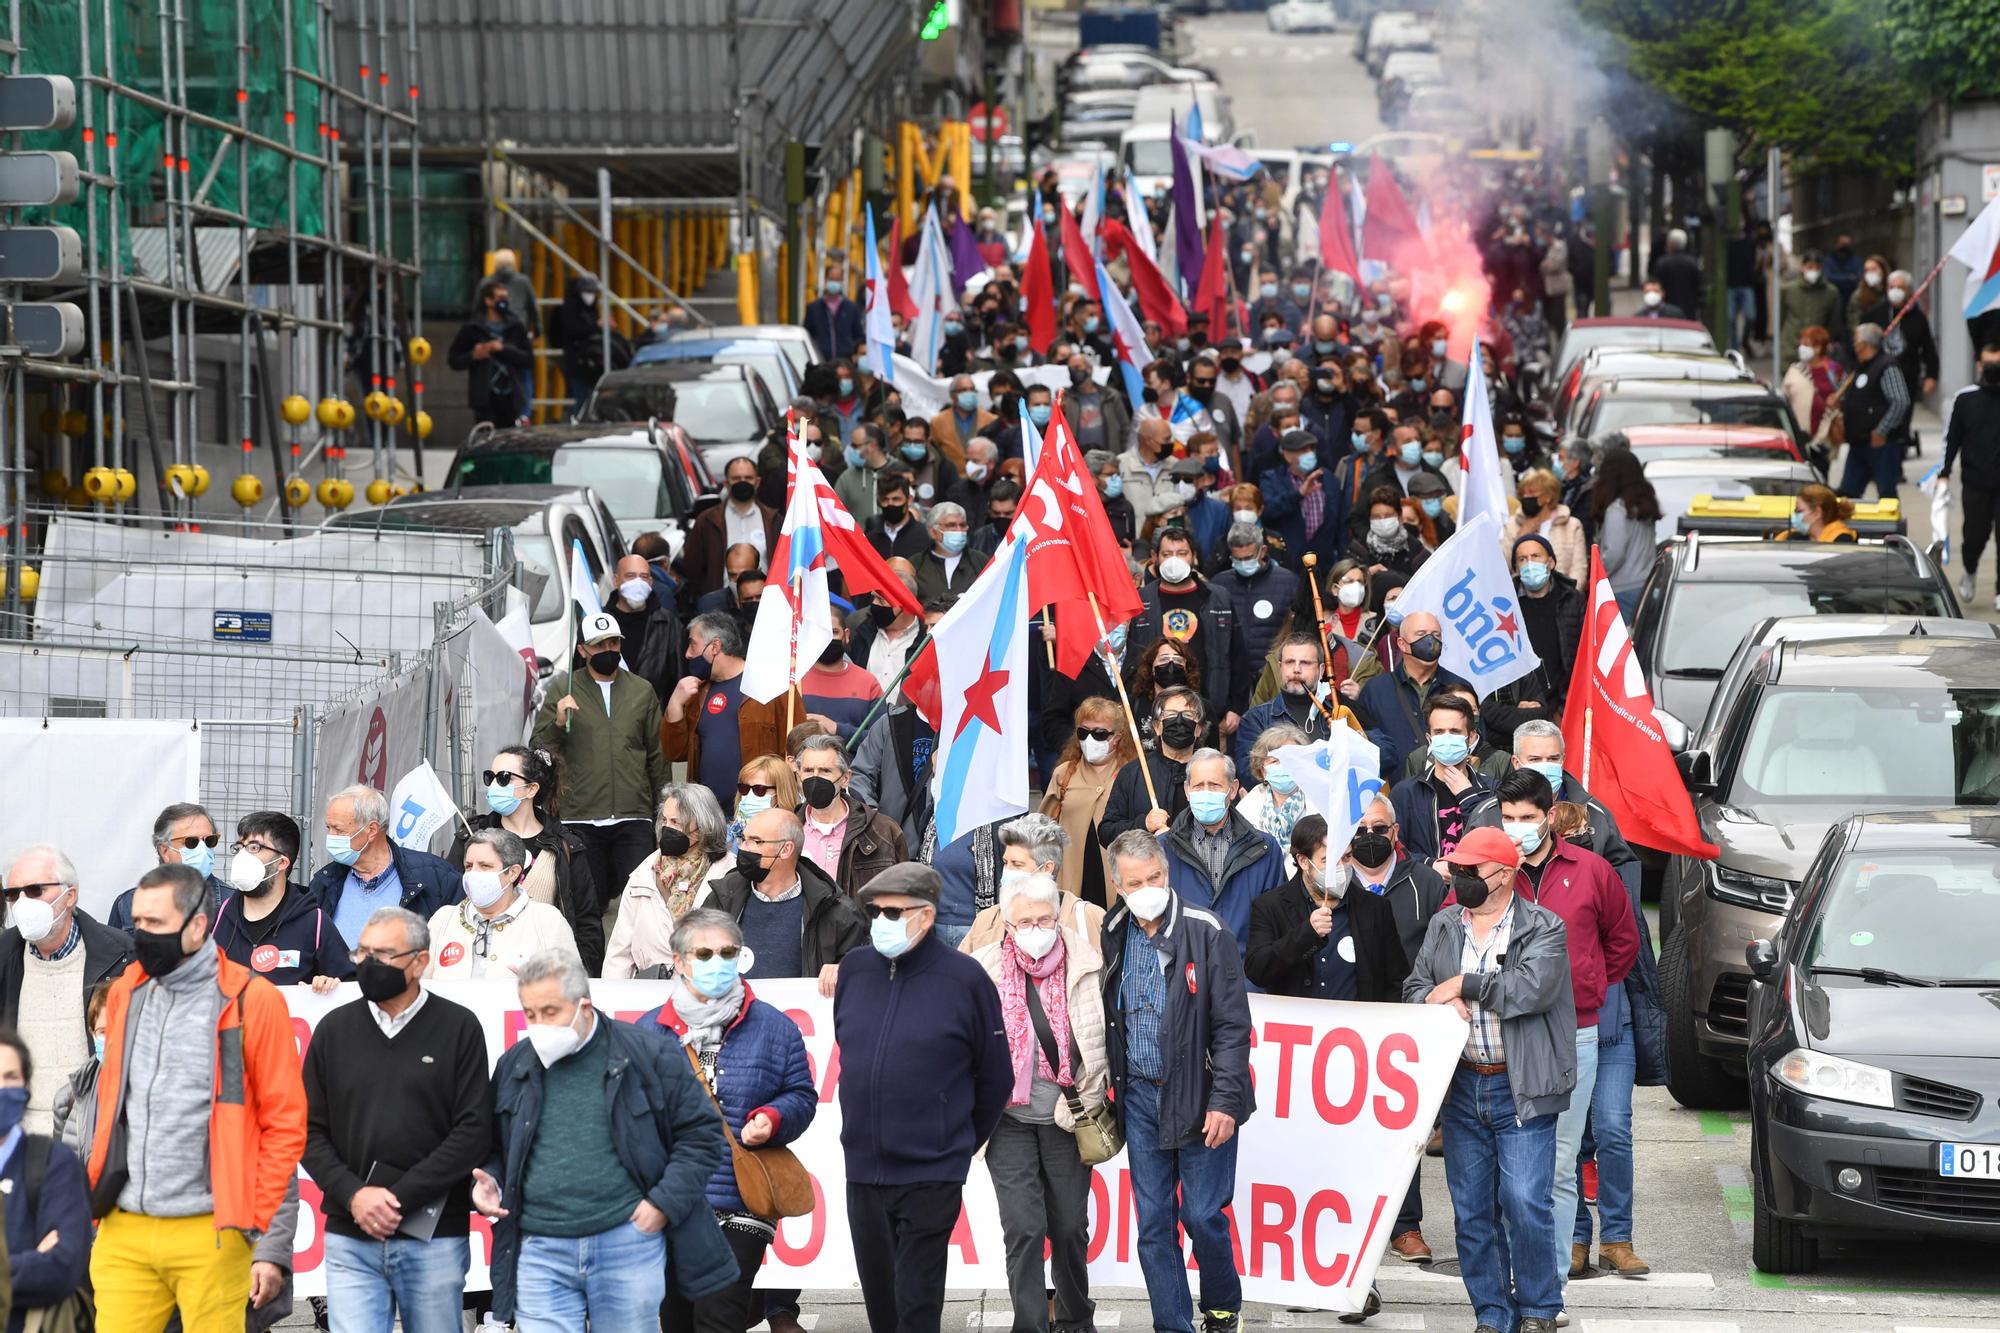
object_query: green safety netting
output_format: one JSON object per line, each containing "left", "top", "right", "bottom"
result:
{"left": 19, "top": 0, "right": 329, "bottom": 267}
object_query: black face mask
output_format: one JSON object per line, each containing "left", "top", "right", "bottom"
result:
{"left": 735, "top": 846, "right": 773, "bottom": 885}
{"left": 588, "top": 649, "right": 622, "bottom": 676}
{"left": 870, "top": 601, "right": 899, "bottom": 629}
{"left": 1518, "top": 496, "right": 1544, "bottom": 518}
{"left": 879, "top": 503, "right": 908, "bottom": 526}
{"left": 816, "top": 638, "right": 846, "bottom": 667}
{"left": 1188, "top": 385, "right": 1214, "bottom": 405}
{"left": 1153, "top": 661, "right": 1189, "bottom": 688}
{"left": 658, "top": 825, "right": 692, "bottom": 858}
{"left": 1407, "top": 633, "right": 1443, "bottom": 663}
{"left": 1452, "top": 869, "right": 1492, "bottom": 910}
{"left": 357, "top": 957, "right": 410, "bottom": 1004}
{"left": 1159, "top": 713, "right": 1199, "bottom": 750}
{"left": 802, "top": 776, "right": 840, "bottom": 810}
{"left": 1220, "top": 357, "right": 1241, "bottom": 374}
{"left": 1983, "top": 362, "right": 2000, "bottom": 389}
{"left": 728, "top": 479, "right": 757, "bottom": 504}
{"left": 684, "top": 648, "right": 714, "bottom": 681}
{"left": 1069, "top": 366, "right": 1091, "bottom": 387}
{"left": 133, "top": 911, "right": 195, "bottom": 978}
{"left": 1350, "top": 831, "right": 1394, "bottom": 869}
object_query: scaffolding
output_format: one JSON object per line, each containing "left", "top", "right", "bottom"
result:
{"left": 2, "top": 0, "right": 426, "bottom": 631}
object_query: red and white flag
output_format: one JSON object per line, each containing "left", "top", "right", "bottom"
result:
{"left": 1561, "top": 549, "right": 1720, "bottom": 859}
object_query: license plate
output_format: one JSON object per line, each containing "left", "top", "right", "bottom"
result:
{"left": 1938, "top": 1143, "right": 2000, "bottom": 1179}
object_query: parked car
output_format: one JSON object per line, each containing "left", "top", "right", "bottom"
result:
{"left": 445, "top": 420, "right": 717, "bottom": 555}
{"left": 584, "top": 362, "right": 779, "bottom": 472}
{"left": 1059, "top": 46, "right": 1210, "bottom": 93}
{"left": 657, "top": 322, "right": 815, "bottom": 375}
{"left": 1745, "top": 809, "right": 2000, "bottom": 1272}
{"left": 1645, "top": 457, "right": 1819, "bottom": 545}
{"left": 1554, "top": 347, "right": 1751, "bottom": 431}
{"left": 1605, "top": 422, "right": 1805, "bottom": 465}
{"left": 327, "top": 485, "right": 624, "bottom": 667}
{"left": 631, "top": 333, "right": 802, "bottom": 403}
{"left": 1268, "top": 0, "right": 1339, "bottom": 32}
{"left": 1058, "top": 93, "right": 1140, "bottom": 148}
{"left": 1551, "top": 315, "right": 1716, "bottom": 393}
{"left": 1569, "top": 378, "right": 1802, "bottom": 447}
{"left": 1658, "top": 633, "right": 1995, "bottom": 1109}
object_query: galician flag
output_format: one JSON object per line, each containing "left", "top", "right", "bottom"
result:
{"left": 1457, "top": 340, "right": 1511, "bottom": 534}
{"left": 1273, "top": 727, "right": 1384, "bottom": 860}
{"left": 928, "top": 532, "right": 1032, "bottom": 846}
{"left": 569, "top": 538, "right": 602, "bottom": 618}
{"left": 908, "top": 204, "right": 957, "bottom": 374}
{"left": 863, "top": 204, "right": 898, "bottom": 385}
{"left": 1393, "top": 510, "right": 1542, "bottom": 698}
{"left": 1949, "top": 193, "right": 2000, "bottom": 319}
{"left": 1095, "top": 258, "right": 1151, "bottom": 415}
{"left": 742, "top": 421, "right": 835, "bottom": 703}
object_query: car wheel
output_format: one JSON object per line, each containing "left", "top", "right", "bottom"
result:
{"left": 1660, "top": 927, "right": 1749, "bottom": 1110}
{"left": 1750, "top": 1129, "right": 1819, "bottom": 1274}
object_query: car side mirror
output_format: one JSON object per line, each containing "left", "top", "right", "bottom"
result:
{"left": 1675, "top": 748, "right": 1714, "bottom": 790}
{"left": 1746, "top": 938, "right": 1780, "bottom": 981}
{"left": 1658, "top": 711, "right": 1690, "bottom": 753}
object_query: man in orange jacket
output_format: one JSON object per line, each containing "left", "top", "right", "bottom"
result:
{"left": 87, "top": 863, "right": 308, "bottom": 1333}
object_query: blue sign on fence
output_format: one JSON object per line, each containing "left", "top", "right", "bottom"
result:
{"left": 213, "top": 610, "right": 273, "bottom": 643}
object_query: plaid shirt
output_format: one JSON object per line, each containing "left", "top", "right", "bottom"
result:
{"left": 1300, "top": 477, "right": 1326, "bottom": 541}
{"left": 1459, "top": 906, "right": 1515, "bottom": 1064}
{"left": 1120, "top": 917, "right": 1169, "bottom": 1080}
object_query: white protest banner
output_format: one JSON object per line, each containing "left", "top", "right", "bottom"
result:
{"left": 1392, "top": 510, "right": 1541, "bottom": 697}
{"left": 387, "top": 760, "right": 460, "bottom": 854}
{"left": 1273, "top": 727, "right": 1384, "bottom": 860}
{"left": 279, "top": 979, "right": 1464, "bottom": 1313}
{"left": 891, "top": 354, "right": 1107, "bottom": 424}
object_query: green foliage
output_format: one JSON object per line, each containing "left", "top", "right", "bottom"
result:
{"left": 1882, "top": 0, "right": 2000, "bottom": 102}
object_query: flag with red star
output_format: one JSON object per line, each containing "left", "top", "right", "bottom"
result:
{"left": 924, "top": 530, "right": 1031, "bottom": 847}
{"left": 1390, "top": 510, "right": 1542, "bottom": 698}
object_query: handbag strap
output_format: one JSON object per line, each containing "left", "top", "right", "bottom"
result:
{"left": 1021, "top": 971, "right": 1089, "bottom": 1120}
{"left": 682, "top": 1042, "right": 743, "bottom": 1151}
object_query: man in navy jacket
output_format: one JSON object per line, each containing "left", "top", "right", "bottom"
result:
{"left": 833, "top": 863, "right": 1011, "bottom": 1333}
{"left": 306, "top": 785, "right": 462, "bottom": 945}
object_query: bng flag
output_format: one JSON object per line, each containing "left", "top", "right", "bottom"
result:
{"left": 1392, "top": 511, "right": 1541, "bottom": 697}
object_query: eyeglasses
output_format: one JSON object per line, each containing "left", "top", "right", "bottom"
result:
{"left": 737, "top": 782, "right": 778, "bottom": 798}
{"left": 2, "top": 883, "right": 64, "bottom": 904}
{"left": 166, "top": 834, "right": 220, "bottom": 850}
{"left": 230, "top": 841, "right": 279, "bottom": 857}
{"left": 483, "top": 770, "right": 528, "bottom": 787}
{"left": 1357, "top": 823, "right": 1394, "bottom": 836}
{"left": 1011, "top": 917, "right": 1058, "bottom": 932}
{"left": 1076, "top": 726, "right": 1114, "bottom": 743}
{"left": 863, "top": 903, "right": 928, "bottom": 921}
{"left": 684, "top": 945, "right": 743, "bottom": 961}
{"left": 349, "top": 946, "right": 421, "bottom": 965}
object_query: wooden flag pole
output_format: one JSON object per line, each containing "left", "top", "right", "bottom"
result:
{"left": 1087, "top": 591, "right": 1159, "bottom": 812}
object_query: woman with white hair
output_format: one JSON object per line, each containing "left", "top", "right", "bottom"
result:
{"left": 961, "top": 813, "right": 1105, "bottom": 954}
{"left": 970, "top": 873, "right": 1110, "bottom": 1333}
{"left": 1236, "top": 722, "right": 1310, "bottom": 850}
{"left": 426, "top": 826, "right": 577, "bottom": 978}
{"left": 607, "top": 783, "right": 732, "bottom": 978}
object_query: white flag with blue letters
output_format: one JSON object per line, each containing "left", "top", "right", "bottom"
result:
{"left": 1274, "top": 726, "right": 1384, "bottom": 860}
{"left": 1391, "top": 510, "right": 1542, "bottom": 698}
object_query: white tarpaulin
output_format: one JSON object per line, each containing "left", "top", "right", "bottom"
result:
{"left": 309, "top": 666, "right": 432, "bottom": 861}
{"left": 891, "top": 355, "right": 1109, "bottom": 423}
{"left": 280, "top": 979, "right": 1465, "bottom": 1313}
{"left": 433, "top": 602, "right": 537, "bottom": 805}
{"left": 0, "top": 718, "right": 200, "bottom": 917}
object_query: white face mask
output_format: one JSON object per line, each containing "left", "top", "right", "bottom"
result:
{"left": 618, "top": 577, "right": 651, "bottom": 604}
{"left": 1369, "top": 515, "right": 1402, "bottom": 539}
{"left": 1175, "top": 480, "right": 1199, "bottom": 503}
{"left": 967, "top": 461, "right": 989, "bottom": 481}
{"left": 1317, "top": 861, "right": 1351, "bottom": 900}
{"left": 9, "top": 892, "right": 58, "bottom": 945}
{"left": 1864, "top": 270, "right": 1882, "bottom": 287}
{"left": 1642, "top": 290, "right": 1663, "bottom": 307}
{"left": 1888, "top": 286, "right": 1908, "bottom": 306}
{"left": 227, "top": 848, "right": 277, "bottom": 895}
{"left": 1337, "top": 581, "right": 1367, "bottom": 608}
{"left": 1081, "top": 736, "right": 1112, "bottom": 765}
{"left": 464, "top": 869, "right": 509, "bottom": 909}
{"left": 525, "top": 1009, "right": 586, "bottom": 1065}
{"left": 1797, "top": 344, "right": 1815, "bottom": 363}
{"left": 1802, "top": 268, "right": 1822, "bottom": 284}
{"left": 1122, "top": 884, "right": 1172, "bottom": 922}
{"left": 580, "top": 291, "right": 596, "bottom": 306}
{"left": 1232, "top": 508, "right": 1258, "bottom": 525}
{"left": 1159, "top": 555, "right": 1193, "bottom": 584}
{"left": 1012, "top": 925, "right": 1060, "bottom": 960}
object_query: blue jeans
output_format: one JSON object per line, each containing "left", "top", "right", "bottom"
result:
{"left": 323, "top": 1233, "right": 470, "bottom": 1333}
{"left": 1727, "top": 287, "right": 1757, "bottom": 349}
{"left": 1838, "top": 437, "right": 1901, "bottom": 501}
{"left": 1576, "top": 1021, "right": 1637, "bottom": 1246}
{"left": 1548, "top": 1026, "right": 1599, "bottom": 1285}
{"left": 1441, "top": 1068, "right": 1561, "bottom": 1330}
{"left": 516, "top": 1221, "right": 667, "bottom": 1333}
{"left": 1123, "top": 1077, "right": 1241, "bottom": 1332}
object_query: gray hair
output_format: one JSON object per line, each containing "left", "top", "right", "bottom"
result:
{"left": 136, "top": 862, "right": 209, "bottom": 918}
{"left": 515, "top": 948, "right": 591, "bottom": 1002}
{"left": 1107, "top": 829, "right": 1170, "bottom": 887}
{"left": 1665, "top": 227, "right": 1687, "bottom": 251}
{"left": 670, "top": 906, "right": 743, "bottom": 956}
{"left": 364, "top": 905, "right": 429, "bottom": 953}
{"left": 1225, "top": 521, "right": 1264, "bottom": 551}
{"left": 152, "top": 802, "right": 213, "bottom": 847}
{"left": 689, "top": 611, "right": 746, "bottom": 659}
{"left": 8, "top": 843, "right": 77, "bottom": 889}
{"left": 998, "top": 812, "right": 1070, "bottom": 869}
{"left": 966, "top": 437, "right": 999, "bottom": 464}
{"left": 1889, "top": 269, "right": 1913, "bottom": 287}
{"left": 1854, "top": 322, "right": 1884, "bottom": 348}
{"left": 1187, "top": 745, "right": 1236, "bottom": 786}
{"left": 659, "top": 782, "right": 730, "bottom": 860}
{"left": 756, "top": 808, "right": 805, "bottom": 853}
{"left": 999, "top": 871, "right": 1062, "bottom": 914}
{"left": 1249, "top": 724, "right": 1307, "bottom": 779}
{"left": 1152, "top": 684, "right": 1206, "bottom": 725}
{"left": 330, "top": 784, "right": 389, "bottom": 831}
{"left": 794, "top": 733, "right": 851, "bottom": 775}
{"left": 928, "top": 501, "right": 967, "bottom": 528}
{"left": 465, "top": 826, "right": 528, "bottom": 871}
{"left": 1513, "top": 718, "right": 1565, "bottom": 754}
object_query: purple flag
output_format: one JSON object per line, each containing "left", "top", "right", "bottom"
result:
{"left": 948, "top": 217, "right": 986, "bottom": 296}
{"left": 1169, "top": 116, "right": 1205, "bottom": 301}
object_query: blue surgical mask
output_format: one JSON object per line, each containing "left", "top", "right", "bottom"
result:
{"left": 1421, "top": 497, "right": 1444, "bottom": 518}
{"left": 1266, "top": 766, "right": 1297, "bottom": 794}
{"left": 844, "top": 444, "right": 865, "bottom": 469}
{"left": 1028, "top": 403, "right": 1052, "bottom": 426}
{"left": 688, "top": 954, "right": 741, "bottom": 997}
{"left": 1260, "top": 282, "right": 1278, "bottom": 300}
{"left": 1502, "top": 434, "right": 1526, "bottom": 456}
{"left": 1352, "top": 431, "right": 1370, "bottom": 451}
{"left": 1286, "top": 449, "right": 1315, "bottom": 473}
{"left": 1188, "top": 790, "right": 1230, "bottom": 825}
{"left": 1789, "top": 510, "right": 1809, "bottom": 534}
{"left": 487, "top": 781, "right": 523, "bottom": 816}
{"left": 1518, "top": 560, "right": 1551, "bottom": 590}
{"left": 1428, "top": 734, "right": 1470, "bottom": 768}
{"left": 1526, "top": 760, "right": 1565, "bottom": 796}
{"left": 92, "top": 1034, "right": 105, "bottom": 1061}
{"left": 180, "top": 840, "right": 214, "bottom": 877}
{"left": 737, "top": 793, "right": 773, "bottom": 821}
{"left": 940, "top": 530, "right": 969, "bottom": 555}
{"left": 944, "top": 320, "right": 964, "bottom": 336}
{"left": 1315, "top": 339, "right": 1338, "bottom": 354}
{"left": 838, "top": 377, "right": 855, "bottom": 397}
{"left": 956, "top": 391, "right": 979, "bottom": 412}
{"left": 1409, "top": 378, "right": 1427, "bottom": 393}
{"left": 325, "top": 833, "right": 361, "bottom": 867}
{"left": 1431, "top": 339, "right": 1448, "bottom": 359}
{"left": 0, "top": 1085, "right": 26, "bottom": 1138}
{"left": 871, "top": 914, "right": 915, "bottom": 957}
{"left": 1232, "top": 557, "right": 1261, "bottom": 578}
{"left": 1084, "top": 316, "right": 1101, "bottom": 334}
{"left": 901, "top": 442, "right": 929, "bottom": 462}
{"left": 1504, "top": 819, "right": 1546, "bottom": 856}
{"left": 1104, "top": 475, "right": 1124, "bottom": 499}
{"left": 1422, "top": 449, "right": 1445, "bottom": 469}
{"left": 1399, "top": 440, "right": 1423, "bottom": 467}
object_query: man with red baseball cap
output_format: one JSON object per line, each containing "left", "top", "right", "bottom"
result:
{"left": 1403, "top": 824, "right": 1576, "bottom": 1333}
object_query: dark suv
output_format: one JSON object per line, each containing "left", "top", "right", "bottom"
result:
{"left": 1660, "top": 636, "right": 2000, "bottom": 1108}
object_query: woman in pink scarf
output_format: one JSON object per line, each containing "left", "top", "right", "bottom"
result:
{"left": 971, "top": 873, "right": 1112, "bottom": 1333}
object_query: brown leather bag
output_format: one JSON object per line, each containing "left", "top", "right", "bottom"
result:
{"left": 684, "top": 1046, "right": 817, "bottom": 1219}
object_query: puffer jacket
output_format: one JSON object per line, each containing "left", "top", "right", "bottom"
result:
{"left": 1215, "top": 559, "right": 1301, "bottom": 710}
{"left": 970, "top": 911, "right": 1112, "bottom": 1131}
{"left": 1502, "top": 505, "right": 1588, "bottom": 586}
{"left": 448, "top": 814, "right": 604, "bottom": 975}
{"left": 1158, "top": 809, "right": 1286, "bottom": 967}
{"left": 641, "top": 987, "right": 818, "bottom": 1214}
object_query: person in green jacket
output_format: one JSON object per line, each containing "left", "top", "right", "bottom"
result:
{"left": 534, "top": 612, "right": 670, "bottom": 922}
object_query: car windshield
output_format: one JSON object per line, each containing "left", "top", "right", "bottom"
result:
{"left": 1628, "top": 443, "right": 1792, "bottom": 462}
{"left": 1648, "top": 476, "right": 1810, "bottom": 541}
{"left": 455, "top": 447, "right": 668, "bottom": 524}
{"left": 1126, "top": 138, "right": 1174, "bottom": 177}
{"left": 1595, "top": 396, "right": 1792, "bottom": 434}
{"left": 1557, "top": 326, "right": 1714, "bottom": 377}
{"left": 638, "top": 344, "right": 789, "bottom": 402}
{"left": 1661, "top": 580, "right": 1951, "bottom": 674}
{"left": 1806, "top": 849, "right": 2000, "bottom": 982}
{"left": 510, "top": 532, "right": 563, "bottom": 624}
{"left": 1727, "top": 686, "right": 2000, "bottom": 806}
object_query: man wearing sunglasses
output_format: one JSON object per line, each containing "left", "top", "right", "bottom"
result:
{"left": 2, "top": 843, "right": 133, "bottom": 1133}
{"left": 707, "top": 807, "right": 864, "bottom": 1001}
{"left": 108, "top": 802, "right": 228, "bottom": 932}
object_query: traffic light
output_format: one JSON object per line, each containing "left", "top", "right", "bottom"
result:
{"left": 0, "top": 74, "right": 83, "bottom": 358}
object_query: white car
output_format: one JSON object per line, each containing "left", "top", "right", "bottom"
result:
{"left": 1269, "top": 0, "right": 1339, "bottom": 33}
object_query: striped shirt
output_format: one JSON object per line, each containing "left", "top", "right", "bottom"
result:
{"left": 1460, "top": 906, "right": 1515, "bottom": 1064}
{"left": 1120, "top": 918, "right": 1169, "bottom": 1080}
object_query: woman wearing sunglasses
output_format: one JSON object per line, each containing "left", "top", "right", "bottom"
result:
{"left": 607, "top": 783, "right": 732, "bottom": 979}
{"left": 1039, "top": 698, "right": 1134, "bottom": 909}
{"left": 640, "top": 908, "right": 816, "bottom": 1333}
{"left": 425, "top": 827, "right": 577, "bottom": 980}
{"left": 728, "top": 757, "right": 802, "bottom": 853}
{"left": 448, "top": 746, "right": 604, "bottom": 974}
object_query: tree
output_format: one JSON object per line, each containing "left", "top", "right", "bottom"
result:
{"left": 1881, "top": 0, "right": 2000, "bottom": 103}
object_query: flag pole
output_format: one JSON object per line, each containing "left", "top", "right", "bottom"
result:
{"left": 843, "top": 625, "right": 933, "bottom": 756}
{"left": 787, "top": 570, "right": 802, "bottom": 735}
{"left": 1087, "top": 590, "right": 1161, "bottom": 812}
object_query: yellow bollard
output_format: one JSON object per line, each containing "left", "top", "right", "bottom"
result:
{"left": 736, "top": 253, "right": 758, "bottom": 324}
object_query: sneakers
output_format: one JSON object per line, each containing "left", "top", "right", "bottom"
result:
{"left": 1336, "top": 1284, "right": 1382, "bottom": 1325}
{"left": 1598, "top": 1241, "right": 1652, "bottom": 1276}
{"left": 1201, "top": 1310, "right": 1241, "bottom": 1333}
{"left": 1570, "top": 1242, "right": 1589, "bottom": 1277}
{"left": 1581, "top": 1156, "right": 1598, "bottom": 1205}
{"left": 1388, "top": 1229, "right": 1433, "bottom": 1262}
{"left": 1961, "top": 570, "right": 1976, "bottom": 602}
{"left": 1556, "top": 1312, "right": 1571, "bottom": 1328}
{"left": 1521, "top": 1318, "right": 1561, "bottom": 1333}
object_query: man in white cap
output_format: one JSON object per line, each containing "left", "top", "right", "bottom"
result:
{"left": 533, "top": 611, "right": 670, "bottom": 908}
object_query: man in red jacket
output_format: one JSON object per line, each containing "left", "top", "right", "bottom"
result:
{"left": 1494, "top": 768, "right": 1642, "bottom": 1298}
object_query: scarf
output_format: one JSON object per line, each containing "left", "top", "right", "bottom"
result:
{"left": 1255, "top": 784, "right": 1307, "bottom": 849}
{"left": 653, "top": 847, "right": 712, "bottom": 920}
{"left": 996, "top": 934, "right": 1073, "bottom": 1106}
{"left": 668, "top": 973, "right": 746, "bottom": 1053}
{"left": 1367, "top": 523, "right": 1410, "bottom": 555}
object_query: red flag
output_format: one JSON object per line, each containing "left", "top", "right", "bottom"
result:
{"left": 1360, "top": 154, "right": 1425, "bottom": 268}
{"left": 1561, "top": 548, "right": 1720, "bottom": 860}
{"left": 1059, "top": 201, "right": 1101, "bottom": 302}
{"left": 783, "top": 410, "right": 922, "bottom": 619}
{"left": 1192, "top": 210, "right": 1234, "bottom": 340}
{"left": 1318, "top": 173, "right": 1363, "bottom": 287}
{"left": 1022, "top": 410, "right": 1145, "bottom": 676}
{"left": 1100, "top": 217, "right": 1188, "bottom": 337}
{"left": 903, "top": 641, "right": 943, "bottom": 730}
{"left": 885, "top": 216, "right": 917, "bottom": 321}
{"left": 1022, "top": 222, "right": 1058, "bottom": 355}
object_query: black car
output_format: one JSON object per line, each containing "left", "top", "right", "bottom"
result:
{"left": 1745, "top": 809, "right": 2000, "bottom": 1272}
{"left": 582, "top": 362, "right": 779, "bottom": 473}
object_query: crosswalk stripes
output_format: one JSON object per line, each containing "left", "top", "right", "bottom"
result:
{"left": 964, "top": 1314, "right": 1122, "bottom": 1327}
{"left": 1578, "top": 1322, "right": 1741, "bottom": 1333}
{"left": 1272, "top": 1314, "right": 1426, "bottom": 1329}
{"left": 1378, "top": 1267, "right": 1718, "bottom": 1290}
{"left": 751, "top": 1318, "right": 819, "bottom": 1332}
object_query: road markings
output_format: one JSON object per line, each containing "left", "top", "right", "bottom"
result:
{"left": 1272, "top": 1314, "right": 1423, "bottom": 1329}
{"left": 753, "top": 1319, "right": 819, "bottom": 1332}
{"left": 967, "top": 1316, "right": 1119, "bottom": 1328}
{"left": 1579, "top": 1323, "right": 1739, "bottom": 1333}
{"left": 1383, "top": 1267, "right": 1716, "bottom": 1290}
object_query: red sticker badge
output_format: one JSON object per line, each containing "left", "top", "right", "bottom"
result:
{"left": 1185, "top": 962, "right": 1198, "bottom": 995}
{"left": 438, "top": 941, "right": 466, "bottom": 968}
{"left": 706, "top": 692, "right": 729, "bottom": 715}
{"left": 250, "top": 944, "right": 280, "bottom": 973}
